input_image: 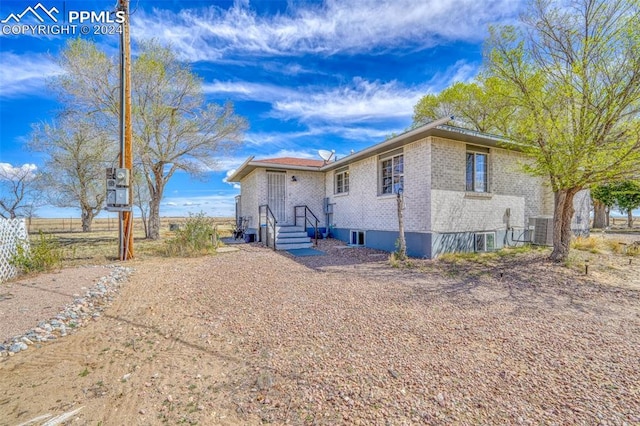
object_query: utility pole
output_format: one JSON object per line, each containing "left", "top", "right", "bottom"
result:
{"left": 118, "top": 0, "right": 134, "bottom": 260}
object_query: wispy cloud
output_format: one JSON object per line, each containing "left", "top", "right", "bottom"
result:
{"left": 271, "top": 77, "right": 423, "bottom": 123}
{"left": 131, "top": 0, "right": 523, "bottom": 62}
{"left": 0, "top": 52, "right": 61, "bottom": 98}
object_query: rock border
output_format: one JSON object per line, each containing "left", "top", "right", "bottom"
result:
{"left": 0, "top": 265, "right": 133, "bottom": 358}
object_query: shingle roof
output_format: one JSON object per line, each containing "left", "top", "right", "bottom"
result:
{"left": 253, "top": 157, "right": 325, "bottom": 168}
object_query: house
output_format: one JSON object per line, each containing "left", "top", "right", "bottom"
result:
{"left": 227, "top": 119, "right": 590, "bottom": 257}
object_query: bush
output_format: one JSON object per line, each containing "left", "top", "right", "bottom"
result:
{"left": 571, "top": 236, "right": 600, "bottom": 252}
{"left": 164, "top": 212, "right": 217, "bottom": 257}
{"left": 9, "top": 232, "right": 63, "bottom": 274}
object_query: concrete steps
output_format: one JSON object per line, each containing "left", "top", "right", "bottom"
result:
{"left": 275, "top": 225, "right": 313, "bottom": 250}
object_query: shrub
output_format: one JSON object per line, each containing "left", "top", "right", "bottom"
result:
{"left": 164, "top": 212, "right": 217, "bottom": 257}
{"left": 9, "top": 232, "right": 63, "bottom": 274}
{"left": 571, "top": 236, "right": 600, "bottom": 252}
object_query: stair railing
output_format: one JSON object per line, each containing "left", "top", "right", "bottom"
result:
{"left": 259, "top": 204, "right": 277, "bottom": 250}
{"left": 294, "top": 205, "right": 319, "bottom": 246}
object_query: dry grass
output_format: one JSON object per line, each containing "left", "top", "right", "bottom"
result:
{"left": 25, "top": 217, "right": 235, "bottom": 268}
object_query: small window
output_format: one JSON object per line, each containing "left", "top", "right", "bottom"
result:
{"left": 475, "top": 232, "right": 495, "bottom": 252}
{"left": 379, "top": 151, "right": 404, "bottom": 195}
{"left": 466, "top": 146, "right": 489, "bottom": 193}
{"left": 350, "top": 230, "right": 365, "bottom": 246}
{"left": 335, "top": 167, "right": 349, "bottom": 194}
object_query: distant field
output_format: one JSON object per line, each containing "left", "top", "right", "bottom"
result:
{"left": 26, "top": 216, "right": 236, "bottom": 234}
{"left": 19, "top": 216, "right": 237, "bottom": 267}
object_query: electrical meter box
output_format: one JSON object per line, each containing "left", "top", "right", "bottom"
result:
{"left": 106, "top": 168, "right": 131, "bottom": 210}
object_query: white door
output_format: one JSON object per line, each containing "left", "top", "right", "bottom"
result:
{"left": 267, "top": 171, "right": 286, "bottom": 223}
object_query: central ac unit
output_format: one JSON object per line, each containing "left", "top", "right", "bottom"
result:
{"left": 530, "top": 216, "right": 554, "bottom": 246}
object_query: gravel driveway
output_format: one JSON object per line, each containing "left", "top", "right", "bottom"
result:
{"left": 0, "top": 238, "right": 639, "bottom": 425}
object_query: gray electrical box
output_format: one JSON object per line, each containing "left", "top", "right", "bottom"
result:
{"left": 106, "top": 167, "right": 131, "bottom": 211}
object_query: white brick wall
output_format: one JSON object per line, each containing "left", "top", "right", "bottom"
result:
{"left": 430, "top": 136, "right": 547, "bottom": 230}
{"left": 431, "top": 190, "right": 525, "bottom": 232}
{"left": 285, "top": 171, "right": 326, "bottom": 226}
{"left": 240, "top": 168, "right": 325, "bottom": 227}
{"left": 239, "top": 169, "right": 260, "bottom": 229}
{"left": 325, "top": 138, "right": 431, "bottom": 232}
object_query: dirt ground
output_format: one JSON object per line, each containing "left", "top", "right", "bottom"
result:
{"left": 0, "top": 236, "right": 639, "bottom": 425}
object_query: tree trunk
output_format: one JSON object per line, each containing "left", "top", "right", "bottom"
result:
{"left": 549, "top": 188, "right": 578, "bottom": 262}
{"left": 81, "top": 208, "right": 94, "bottom": 232}
{"left": 396, "top": 192, "right": 406, "bottom": 260}
{"left": 140, "top": 207, "right": 149, "bottom": 238}
{"left": 148, "top": 196, "right": 161, "bottom": 240}
{"left": 592, "top": 200, "right": 607, "bottom": 229}
{"left": 628, "top": 210, "right": 634, "bottom": 228}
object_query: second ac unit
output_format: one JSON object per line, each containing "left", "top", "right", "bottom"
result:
{"left": 529, "top": 216, "right": 554, "bottom": 246}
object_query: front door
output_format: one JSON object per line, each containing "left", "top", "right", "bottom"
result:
{"left": 267, "top": 171, "right": 286, "bottom": 223}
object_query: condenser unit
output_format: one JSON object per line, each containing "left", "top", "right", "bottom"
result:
{"left": 530, "top": 216, "right": 554, "bottom": 246}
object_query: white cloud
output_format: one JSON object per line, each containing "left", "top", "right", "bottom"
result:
{"left": 0, "top": 163, "right": 37, "bottom": 180}
{"left": 131, "top": 0, "right": 523, "bottom": 61}
{"left": 0, "top": 53, "right": 62, "bottom": 98}
{"left": 271, "top": 77, "right": 423, "bottom": 123}
{"left": 223, "top": 169, "right": 241, "bottom": 189}
{"left": 207, "top": 59, "right": 478, "bottom": 127}
{"left": 132, "top": 0, "right": 521, "bottom": 61}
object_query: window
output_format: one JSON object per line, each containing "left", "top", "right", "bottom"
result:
{"left": 466, "top": 146, "right": 489, "bottom": 192}
{"left": 335, "top": 167, "right": 349, "bottom": 194}
{"left": 380, "top": 151, "right": 404, "bottom": 195}
{"left": 475, "top": 232, "right": 495, "bottom": 252}
{"left": 350, "top": 230, "right": 365, "bottom": 246}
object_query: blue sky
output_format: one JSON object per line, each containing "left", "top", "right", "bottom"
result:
{"left": 1, "top": 0, "right": 526, "bottom": 218}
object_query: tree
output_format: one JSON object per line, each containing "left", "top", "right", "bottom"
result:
{"left": 0, "top": 163, "right": 39, "bottom": 219}
{"left": 53, "top": 39, "right": 247, "bottom": 239}
{"left": 132, "top": 167, "right": 151, "bottom": 238}
{"left": 28, "top": 114, "right": 115, "bottom": 232}
{"left": 412, "top": 79, "right": 513, "bottom": 134}
{"left": 485, "top": 0, "right": 640, "bottom": 261}
{"left": 591, "top": 183, "right": 617, "bottom": 228}
{"left": 132, "top": 41, "right": 247, "bottom": 239}
{"left": 612, "top": 181, "right": 640, "bottom": 227}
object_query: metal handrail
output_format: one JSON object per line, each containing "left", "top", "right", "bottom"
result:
{"left": 294, "top": 205, "right": 319, "bottom": 246}
{"left": 259, "top": 204, "right": 277, "bottom": 250}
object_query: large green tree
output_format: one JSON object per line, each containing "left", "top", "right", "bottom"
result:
{"left": 485, "top": 0, "right": 640, "bottom": 261}
{"left": 53, "top": 39, "right": 247, "bottom": 239}
{"left": 412, "top": 79, "right": 513, "bottom": 134}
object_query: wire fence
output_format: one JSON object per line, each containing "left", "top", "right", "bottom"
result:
{"left": 0, "top": 218, "right": 29, "bottom": 283}
{"left": 25, "top": 217, "right": 235, "bottom": 234}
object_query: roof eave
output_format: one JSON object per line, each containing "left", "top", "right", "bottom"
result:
{"left": 227, "top": 158, "right": 323, "bottom": 182}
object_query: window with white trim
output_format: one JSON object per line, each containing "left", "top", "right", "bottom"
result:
{"left": 475, "top": 232, "right": 495, "bottom": 252}
{"left": 466, "top": 145, "right": 489, "bottom": 193}
{"left": 379, "top": 150, "right": 404, "bottom": 195}
{"left": 335, "top": 167, "right": 349, "bottom": 194}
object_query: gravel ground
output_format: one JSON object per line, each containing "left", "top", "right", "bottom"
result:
{"left": 0, "top": 237, "right": 638, "bottom": 425}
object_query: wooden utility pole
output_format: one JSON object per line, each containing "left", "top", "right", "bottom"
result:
{"left": 119, "top": 0, "right": 134, "bottom": 260}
